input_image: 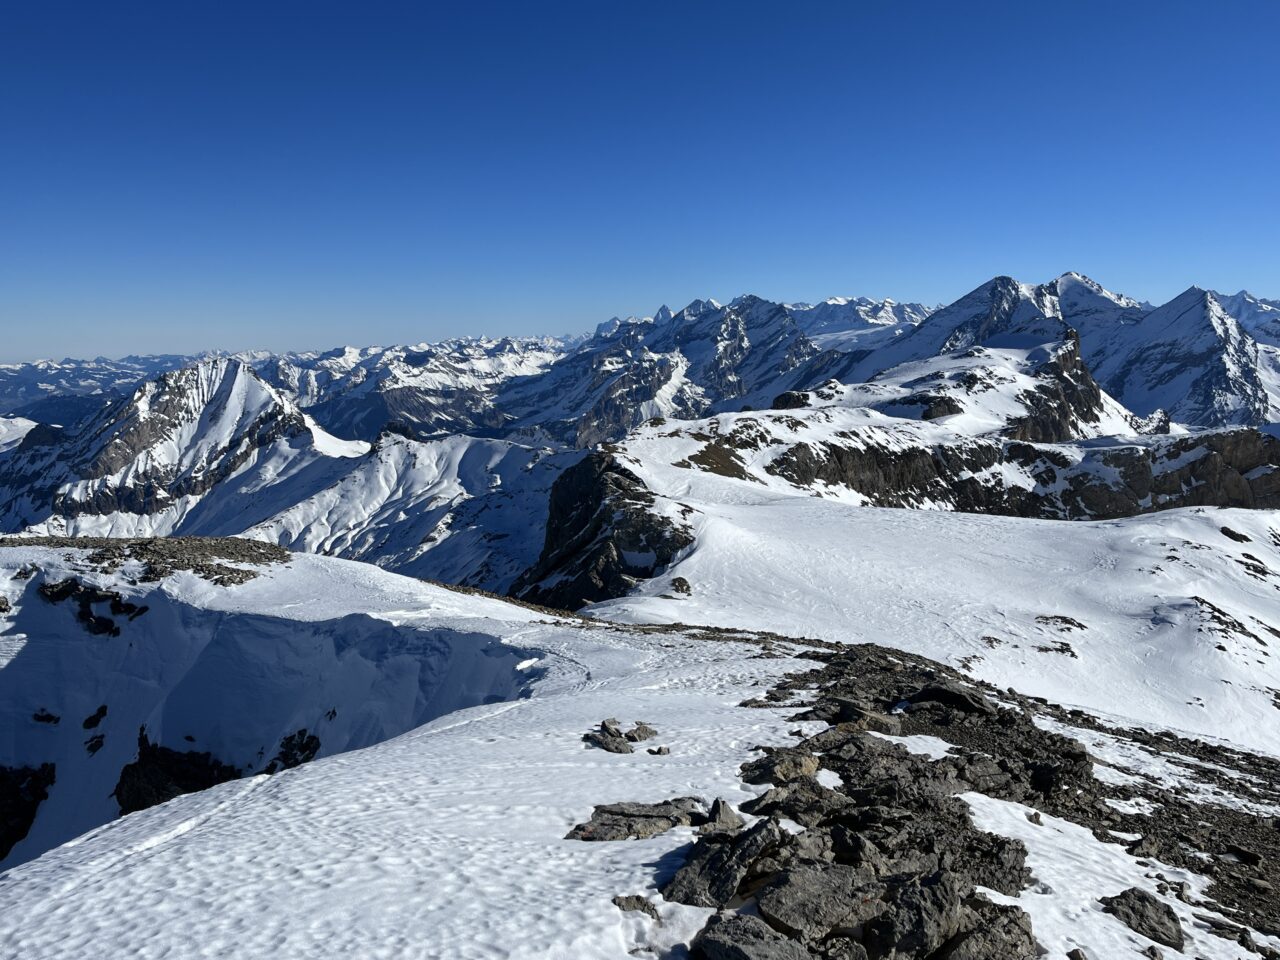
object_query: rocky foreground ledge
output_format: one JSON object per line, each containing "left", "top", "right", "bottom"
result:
{"left": 570, "top": 640, "right": 1280, "bottom": 959}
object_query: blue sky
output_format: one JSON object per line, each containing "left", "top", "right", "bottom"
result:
{"left": 2, "top": 1, "right": 1277, "bottom": 361}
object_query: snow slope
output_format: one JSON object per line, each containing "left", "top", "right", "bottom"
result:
{"left": 0, "top": 544, "right": 557, "bottom": 869}
{"left": 591, "top": 446, "right": 1280, "bottom": 757}
{"left": 0, "top": 544, "right": 808, "bottom": 958}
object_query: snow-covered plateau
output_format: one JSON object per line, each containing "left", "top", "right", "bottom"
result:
{"left": 4, "top": 270, "right": 1280, "bottom": 959}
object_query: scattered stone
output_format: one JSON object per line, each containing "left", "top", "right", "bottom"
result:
{"left": 1221, "top": 526, "right": 1252, "bottom": 543}
{"left": 32, "top": 709, "right": 59, "bottom": 725}
{"left": 611, "top": 895, "right": 659, "bottom": 922}
{"left": 82, "top": 704, "right": 108, "bottom": 729}
{"left": 625, "top": 722, "right": 658, "bottom": 743}
{"left": 671, "top": 576, "right": 692, "bottom": 595}
{"left": 583, "top": 718, "right": 634, "bottom": 754}
{"left": 565, "top": 797, "right": 706, "bottom": 841}
{"left": 583, "top": 718, "right": 660, "bottom": 753}
{"left": 1099, "top": 887, "right": 1185, "bottom": 951}
{"left": 1066, "top": 948, "right": 1089, "bottom": 960}
{"left": 647, "top": 746, "right": 670, "bottom": 756}
{"left": 84, "top": 734, "right": 104, "bottom": 755}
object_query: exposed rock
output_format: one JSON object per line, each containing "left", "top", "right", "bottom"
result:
{"left": 771, "top": 391, "right": 811, "bottom": 411}
{"left": 3, "top": 535, "right": 288, "bottom": 586}
{"left": 663, "top": 817, "right": 787, "bottom": 908}
{"left": 741, "top": 749, "right": 820, "bottom": 785}
{"left": 690, "top": 912, "right": 813, "bottom": 960}
{"left": 699, "top": 798, "right": 745, "bottom": 836}
{"left": 511, "top": 453, "right": 692, "bottom": 609}
{"left": 0, "top": 763, "right": 55, "bottom": 861}
{"left": 611, "top": 894, "right": 660, "bottom": 922}
{"left": 263, "top": 728, "right": 321, "bottom": 774}
{"left": 904, "top": 680, "right": 997, "bottom": 716}
{"left": 114, "top": 728, "right": 240, "bottom": 816}
{"left": 755, "top": 864, "right": 886, "bottom": 941}
{"left": 565, "top": 797, "right": 706, "bottom": 841}
{"left": 1098, "top": 887, "right": 1185, "bottom": 951}
{"left": 625, "top": 722, "right": 658, "bottom": 743}
{"left": 582, "top": 718, "right": 659, "bottom": 754}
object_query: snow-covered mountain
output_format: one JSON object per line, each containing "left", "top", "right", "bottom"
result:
{"left": 6, "top": 272, "right": 1280, "bottom": 958}
{"left": 254, "top": 336, "right": 570, "bottom": 441}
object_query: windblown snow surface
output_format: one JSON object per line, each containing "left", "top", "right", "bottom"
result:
{"left": 0, "top": 547, "right": 808, "bottom": 959}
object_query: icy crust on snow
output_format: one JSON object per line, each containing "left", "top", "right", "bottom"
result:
{"left": 0, "top": 562, "right": 811, "bottom": 959}
{"left": 0, "top": 546, "right": 559, "bottom": 869}
{"left": 591, "top": 445, "right": 1280, "bottom": 756}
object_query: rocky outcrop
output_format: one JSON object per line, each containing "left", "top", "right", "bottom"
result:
{"left": 767, "top": 426, "right": 1280, "bottom": 520}
{"left": 1, "top": 536, "right": 289, "bottom": 585}
{"left": 1005, "top": 332, "right": 1117, "bottom": 443}
{"left": 0, "top": 763, "right": 55, "bottom": 861}
{"left": 114, "top": 729, "right": 241, "bottom": 816}
{"left": 511, "top": 453, "right": 692, "bottom": 609}
{"left": 556, "top": 637, "right": 1280, "bottom": 957}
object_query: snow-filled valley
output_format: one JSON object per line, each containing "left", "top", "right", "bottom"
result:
{"left": 4, "top": 270, "right": 1280, "bottom": 959}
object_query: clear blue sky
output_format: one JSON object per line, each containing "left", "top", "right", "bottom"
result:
{"left": 2, "top": 1, "right": 1278, "bottom": 361}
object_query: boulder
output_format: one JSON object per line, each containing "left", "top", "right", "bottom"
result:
{"left": 691, "top": 913, "right": 812, "bottom": 960}
{"left": 1099, "top": 887, "right": 1184, "bottom": 951}
{"left": 565, "top": 797, "right": 705, "bottom": 841}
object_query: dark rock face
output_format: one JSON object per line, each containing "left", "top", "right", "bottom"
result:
{"left": 36, "top": 578, "right": 143, "bottom": 636}
{"left": 114, "top": 729, "right": 241, "bottom": 816}
{"left": 512, "top": 453, "right": 692, "bottom": 609}
{"left": 1005, "top": 332, "right": 1113, "bottom": 443}
{"left": 262, "top": 729, "right": 321, "bottom": 774}
{"left": 1099, "top": 887, "right": 1185, "bottom": 950}
{"left": 0, "top": 763, "right": 55, "bottom": 861}
{"left": 771, "top": 391, "right": 811, "bottom": 411}
{"left": 765, "top": 426, "right": 1280, "bottom": 520}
